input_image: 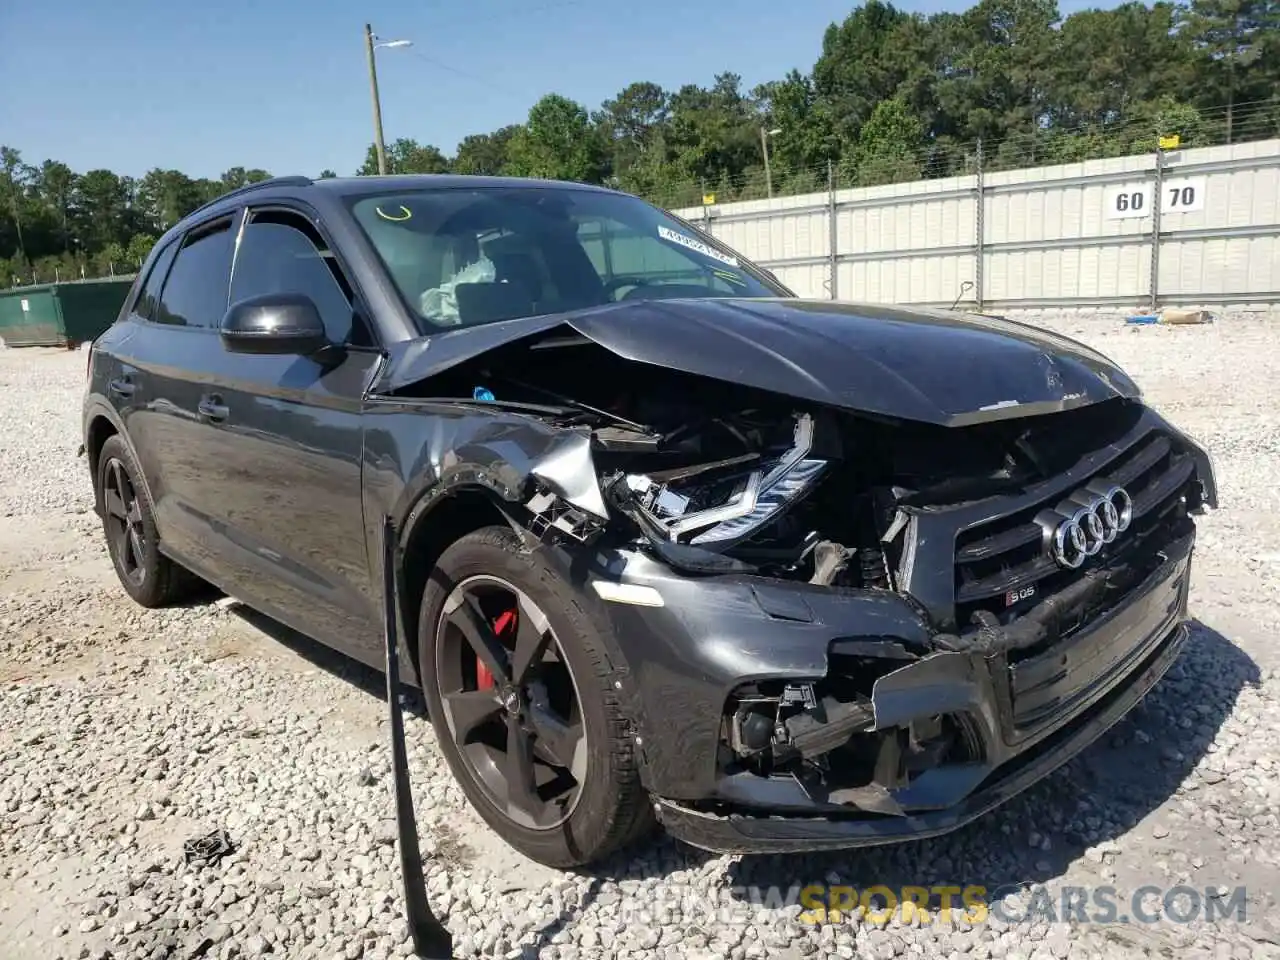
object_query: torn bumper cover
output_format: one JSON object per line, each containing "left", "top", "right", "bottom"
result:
{"left": 585, "top": 525, "right": 1194, "bottom": 855}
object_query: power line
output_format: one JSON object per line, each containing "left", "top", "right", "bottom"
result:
{"left": 402, "top": 48, "right": 523, "bottom": 98}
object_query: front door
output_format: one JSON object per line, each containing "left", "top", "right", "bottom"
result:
{"left": 182, "top": 205, "right": 383, "bottom": 663}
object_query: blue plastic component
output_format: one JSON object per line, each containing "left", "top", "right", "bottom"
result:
{"left": 473, "top": 386, "right": 496, "bottom": 401}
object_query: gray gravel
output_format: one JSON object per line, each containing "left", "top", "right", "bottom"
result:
{"left": 3, "top": 315, "right": 1280, "bottom": 959}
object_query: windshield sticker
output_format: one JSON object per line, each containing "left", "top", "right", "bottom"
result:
{"left": 376, "top": 205, "right": 413, "bottom": 222}
{"left": 657, "top": 225, "right": 739, "bottom": 267}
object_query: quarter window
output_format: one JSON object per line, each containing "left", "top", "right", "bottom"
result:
{"left": 231, "top": 210, "right": 367, "bottom": 346}
{"left": 155, "top": 219, "right": 235, "bottom": 328}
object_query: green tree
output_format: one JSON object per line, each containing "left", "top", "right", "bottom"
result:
{"left": 126, "top": 234, "right": 157, "bottom": 268}
{"left": 845, "top": 97, "right": 925, "bottom": 185}
{"left": 814, "top": 0, "right": 917, "bottom": 144}
{"left": 357, "top": 138, "right": 449, "bottom": 175}
{"left": 136, "top": 169, "right": 201, "bottom": 233}
{"left": 453, "top": 127, "right": 521, "bottom": 176}
{"left": 505, "top": 94, "right": 601, "bottom": 182}
{"left": 1183, "top": 0, "right": 1280, "bottom": 142}
{"left": 220, "top": 167, "right": 272, "bottom": 190}
{"left": 1, "top": 147, "right": 31, "bottom": 262}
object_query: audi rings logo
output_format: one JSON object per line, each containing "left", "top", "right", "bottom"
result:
{"left": 1036, "top": 482, "right": 1134, "bottom": 570}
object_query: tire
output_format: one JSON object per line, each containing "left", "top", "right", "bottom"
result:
{"left": 417, "top": 525, "right": 653, "bottom": 868}
{"left": 96, "top": 434, "right": 202, "bottom": 608}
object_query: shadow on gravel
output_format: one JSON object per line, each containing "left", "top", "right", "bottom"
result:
{"left": 228, "top": 605, "right": 431, "bottom": 717}
{"left": 723, "top": 618, "right": 1260, "bottom": 912}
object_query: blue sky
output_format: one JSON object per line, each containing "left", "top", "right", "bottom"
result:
{"left": 0, "top": 0, "right": 1120, "bottom": 180}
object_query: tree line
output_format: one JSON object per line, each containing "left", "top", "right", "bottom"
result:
{"left": 3, "top": 0, "right": 1277, "bottom": 287}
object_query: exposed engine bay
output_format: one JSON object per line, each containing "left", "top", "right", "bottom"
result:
{"left": 398, "top": 328, "right": 1158, "bottom": 593}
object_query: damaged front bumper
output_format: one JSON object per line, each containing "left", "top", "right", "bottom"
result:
{"left": 588, "top": 522, "right": 1194, "bottom": 855}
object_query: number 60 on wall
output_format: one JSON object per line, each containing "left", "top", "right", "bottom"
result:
{"left": 1104, "top": 177, "right": 1207, "bottom": 220}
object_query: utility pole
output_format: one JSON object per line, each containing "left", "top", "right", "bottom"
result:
{"left": 365, "top": 23, "right": 388, "bottom": 175}
{"left": 760, "top": 127, "right": 774, "bottom": 199}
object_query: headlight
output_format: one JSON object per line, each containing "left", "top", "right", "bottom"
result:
{"left": 627, "top": 413, "right": 827, "bottom": 547}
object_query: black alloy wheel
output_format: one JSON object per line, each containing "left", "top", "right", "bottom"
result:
{"left": 417, "top": 526, "right": 653, "bottom": 868}
{"left": 95, "top": 434, "right": 202, "bottom": 608}
{"left": 435, "top": 574, "right": 588, "bottom": 830}
{"left": 102, "top": 455, "right": 147, "bottom": 589}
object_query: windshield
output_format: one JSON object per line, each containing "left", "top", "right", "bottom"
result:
{"left": 345, "top": 185, "right": 787, "bottom": 331}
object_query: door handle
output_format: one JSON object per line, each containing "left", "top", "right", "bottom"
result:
{"left": 108, "top": 377, "right": 135, "bottom": 398}
{"left": 198, "top": 395, "right": 229, "bottom": 422}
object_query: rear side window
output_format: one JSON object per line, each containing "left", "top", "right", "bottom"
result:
{"left": 230, "top": 209, "right": 370, "bottom": 346}
{"left": 132, "top": 240, "right": 178, "bottom": 321}
{"left": 155, "top": 218, "right": 235, "bottom": 328}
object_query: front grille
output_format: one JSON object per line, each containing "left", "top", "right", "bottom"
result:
{"left": 953, "top": 429, "right": 1197, "bottom": 630}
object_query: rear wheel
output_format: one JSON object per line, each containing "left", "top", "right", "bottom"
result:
{"left": 417, "top": 525, "right": 653, "bottom": 867}
{"left": 96, "top": 434, "right": 202, "bottom": 607}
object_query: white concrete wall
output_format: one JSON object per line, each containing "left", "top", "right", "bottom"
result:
{"left": 672, "top": 139, "right": 1280, "bottom": 315}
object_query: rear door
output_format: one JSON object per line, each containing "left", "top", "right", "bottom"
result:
{"left": 180, "top": 203, "right": 383, "bottom": 662}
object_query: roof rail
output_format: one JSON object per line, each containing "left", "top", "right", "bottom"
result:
{"left": 185, "top": 175, "right": 314, "bottom": 220}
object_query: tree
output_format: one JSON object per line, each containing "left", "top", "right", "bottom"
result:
{"left": 34, "top": 160, "right": 77, "bottom": 252}
{"left": 1, "top": 147, "right": 30, "bottom": 262}
{"left": 453, "top": 127, "right": 520, "bottom": 176}
{"left": 136, "top": 169, "right": 202, "bottom": 233}
{"left": 1183, "top": 0, "right": 1280, "bottom": 142}
{"left": 846, "top": 97, "right": 925, "bottom": 185}
{"left": 126, "top": 234, "right": 156, "bottom": 268}
{"left": 753, "top": 71, "right": 838, "bottom": 175}
{"left": 220, "top": 167, "right": 272, "bottom": 190}
{"left": 356, "top": 138, "right": 449, "bottom": 175}
{"left": 814, "top": 0, "right": 917, "bottom": 144}
{"left": 317, "top": 169, "right": 338, "bottom": 179}
{"left": 505, "top": 95, "right": 601, "bottom": 182}
{"left": 1050, "top": 3, "right": 1193, "bottom": 128}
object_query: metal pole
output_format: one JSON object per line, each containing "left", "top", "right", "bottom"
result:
{"left": 760, "top": 127, "right": 773, "bottom": 199}
{"left": 1149, "top": 142, "right": 1164, "bottom": 314}
{"left": 365, "top": 23, "right": 389, "bottom": 176}
{"left": 827, "top": 159, "right": 838, "bottom": 300}
{"left": 380, "top": 516, "right": 454, "bottom": 959}
{"left": 974, "top": 138, "right": 985, "bottom": 312}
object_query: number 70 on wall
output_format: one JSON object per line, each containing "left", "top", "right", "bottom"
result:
{"left": 1105, "top": 177, "right": 1207, "bottom": 219}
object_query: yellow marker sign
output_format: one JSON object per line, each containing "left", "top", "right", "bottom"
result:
{"left": 702, "top": 193, "right": 716, "bottom": 205}
{"left": 375, "top": 205, "right": 413, "bottom": 222}
{"left": 1158, "top": 134, "right": 1181, "bottom": 150}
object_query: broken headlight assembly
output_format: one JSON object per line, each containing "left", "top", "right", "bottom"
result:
{"left": 623, "top": 413, "right": 826, "bottom": 548}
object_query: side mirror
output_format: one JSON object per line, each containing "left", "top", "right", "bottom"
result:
{"left": 220, "top": 293, "right": 328, "bottom": 355}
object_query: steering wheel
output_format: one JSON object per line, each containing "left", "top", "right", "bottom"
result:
{"left": 602, "top": 276, "right": 654, "bottom": 300}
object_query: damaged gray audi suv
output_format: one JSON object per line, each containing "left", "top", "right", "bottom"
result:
{"left": 82, "top": 174, "right": 1216, "bottom": 868}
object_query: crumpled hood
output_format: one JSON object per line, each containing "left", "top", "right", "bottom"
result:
{"left": 380, "top": 298, "right": 1141, "bottom": 427}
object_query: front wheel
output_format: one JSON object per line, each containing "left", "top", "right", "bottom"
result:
{"left": 417, "top": 526, "right": 653, "bottom": 868}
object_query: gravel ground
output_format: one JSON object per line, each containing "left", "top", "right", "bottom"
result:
{"left": 3, "top": 316, "right": 1280, "bottom": 960}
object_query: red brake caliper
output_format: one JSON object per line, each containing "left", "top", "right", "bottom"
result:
{"left": 477, "top": 608, "right": 517, "bottom": 691}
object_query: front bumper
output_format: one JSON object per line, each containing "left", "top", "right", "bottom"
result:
{"left": 588, "top": 521, "right": 1194, "bottom": 855}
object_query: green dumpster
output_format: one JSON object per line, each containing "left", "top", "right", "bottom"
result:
{"left": 0, "top": 278, "right": 135, "bottom": 347}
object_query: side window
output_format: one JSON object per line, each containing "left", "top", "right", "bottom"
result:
{"left": 230, "top": 209, "right": 370, "bottom": 346}
{"left": 155, "top": 219, "right": 235, "bottom": 328}
{"left": 132, "top": 240, "right": 178, "bottom": 321}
